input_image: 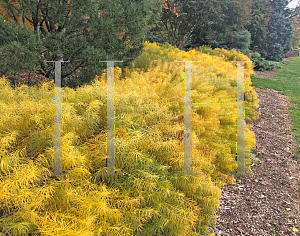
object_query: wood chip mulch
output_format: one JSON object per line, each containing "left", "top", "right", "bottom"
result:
{"left": 209, "top": 65, "right": 300, "bottom": 236}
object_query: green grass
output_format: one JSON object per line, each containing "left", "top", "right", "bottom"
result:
{"left": 251, "top": 56, "right": 300, "bottom": 193}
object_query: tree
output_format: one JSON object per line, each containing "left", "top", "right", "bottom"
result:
{"left": 219, "top": 0, "right": 253, "bottom": 32}
{"left": 244, "top": 0, "right": 272, "bottom": 52}
{"left": 259, "top": 0, "right": 294, "bottom": 61}
{"left": 285, "top": 1, "right": 300, "bottom": 50}
{"left": 0, "top": 14, "right": 43, "bottom": 79}
{"left": 290, "top": 16, "right": 300, "bottom": 49}
{"left": 185, "top": 0, "right": 253, "bottom": 50}
{"left": 145, "top": 0, "right": 226, "bottom": 50}
{"left": 231, "top": 30, "right": 252, "bottom": 50}
{"left": 0, "top": 0, "right": 164, "bottom": 88}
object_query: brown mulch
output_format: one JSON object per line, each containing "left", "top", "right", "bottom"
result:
{"left": 209, "top": 65, "right": 300, "bottom": 235}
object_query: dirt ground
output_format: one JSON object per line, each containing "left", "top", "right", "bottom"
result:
{"left": 209, "top": 62, "right": 300, "bottom": 235}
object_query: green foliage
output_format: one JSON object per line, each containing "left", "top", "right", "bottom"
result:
{"left": 250, "top": 51, "right": 275, "bottom": 71}
{"left": 246, "top": 0, "right": 272, "bottom": 52}
{"left": 220, "top": 45, "right": 229, "bottom": 50}
{"left": 150, "top": 0, "right": 226, "bottom": 50}
{"left": 199, "top": 30, "right": 251, "bottom": 52}
{"left": 144, "top": 28, "right": 167, "bottom": 45}
{"left": 231, "top": 30, "right": 252, "bottom": 51}
{"left": 186, "top": 0, "right": 253, "bottom": 50}
{"left": 233, "top": 50, "right": 287, "bottom": 71}
{"left": 219, "top": 0, "right": 253, "bottom": 33}
{"left": 207, "top": 40, "right": 220, "bottom": 49}
{"left": 259, "top": 0, "right": 294, "bottom": 61}
{"left": 0, "top": 15, "right": 42, "bottom": 77}
{"left": 266, "top": 60, "right": 288, "bottom": 69}
{"left": 290, "top": 17, "right": 300, "bottom": 50}
{"left": 0, "top": 0, "right": 165, "bottom": 89}
{"left": 239, "top": 49, "right": 252, "bottom": 58}
{"left": 248, "top": 51, "right": 287, "bottom": 71}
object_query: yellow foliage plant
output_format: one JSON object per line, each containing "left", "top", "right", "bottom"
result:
{"left": 0, "top": 41, "right": 259, "bottom": 236}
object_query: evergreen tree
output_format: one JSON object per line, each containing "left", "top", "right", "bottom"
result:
{"left": 0, "top": 0, "right": 164, "bottom": 88}
{"left": 231, "top": 30, "right": 252, "bottom": 50}
{"left": 145, "top": 0, "right": 224, "bottom": 50}
{"left": 245, "top": 0, "right": 272, "bottom": 52}
{"left": 185, "top": 0, "right": 253, "bottom": 50}
{"left": 259, "top": 0, "right": 294, "bottom": 61}
{"left": 290, "top": 16, "right": 300, "bottom": 49}
{"left": 0, "top": 15, "right": 43, "bottom": 79}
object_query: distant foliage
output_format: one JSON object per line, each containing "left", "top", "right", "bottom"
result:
{"left": 259, "top": 0, "right": 293, "bottom": 61}
{"left": 198, "top": 30, "right": 251, "bottom": 52}
{"left": 0, "top": 42, "right": 259, "bottom": 236}
{"left": 250, "top": 51, "right": 276, "bottom": 71}
{"left": 0, "top": 0, "right": 165, "bottom": 89}
{"left": 193, "top": 44, "right": 286, "bottom": 72}
{"left": 231, "top": 30, "right": 252, "bottom": 51}
{"left": 290, "top": 16, "right": 300, "bottom": 50}
{"left": 246, "top": 0, "right": 272, "bottom": 53}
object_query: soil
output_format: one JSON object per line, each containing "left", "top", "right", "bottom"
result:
{"left": 209, "top": 63, "right": 300, "bottom": 236}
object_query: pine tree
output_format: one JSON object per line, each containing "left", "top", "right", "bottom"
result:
{"left": 185, "top": 0, "right": 253, "bottom": 50}
{"left": 259, "top": 0, "right": 294, "bottom": 61}
{"left": 0, "top": 14, "right": 43, "bottom": 79}
{"left": 0, "top": 0, "right": 164, "bottom": 88}
{"left": 245, "top": 0, "right": 272, "bottom": 52}
{"left": 146, "top": 0, "right": 225, "bottom": 50}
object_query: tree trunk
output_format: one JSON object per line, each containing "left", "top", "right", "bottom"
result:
{"left": 177, "top": 34, "right": 184, "bottom": 50}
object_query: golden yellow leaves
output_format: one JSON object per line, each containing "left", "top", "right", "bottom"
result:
{"left": 115, "top": 127, "right": 128, "bottom": 139}
{"left": 124, "top": 39, "right": 133, "bottom": 49}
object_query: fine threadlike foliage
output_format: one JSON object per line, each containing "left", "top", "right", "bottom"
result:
{"left": 0, "top": 41, "right": 258, "bottom": 236}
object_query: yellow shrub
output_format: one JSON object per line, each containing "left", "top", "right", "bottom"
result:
{"left": 0, "top": 41, "right": 259, "bottom": 236}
